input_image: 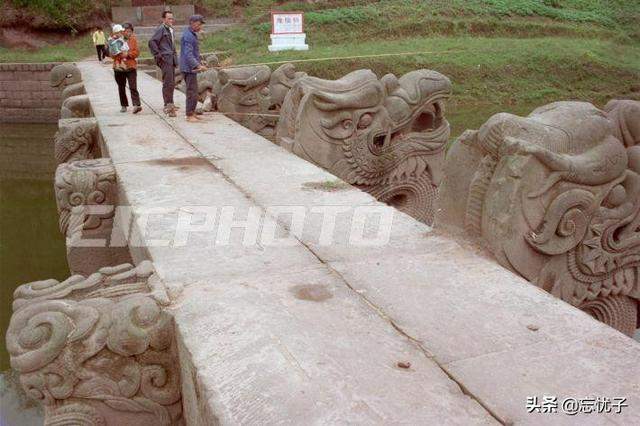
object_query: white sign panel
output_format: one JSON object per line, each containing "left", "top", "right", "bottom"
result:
{"left": 269, "top": 11, "right": 308, "bottom": 51}
{"left": 272, "top": 12, "right": 304, "bottom": 34}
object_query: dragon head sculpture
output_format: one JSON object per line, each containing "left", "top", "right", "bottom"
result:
{"left": 217, "top": 65, "right": 272, "bottom": 133}
{"left": 276, "top": 68, "right": 452, "bottom": 223}
{"left": 50, "top": 63, "right": 85, "bottom": 102}
{"left": 50, "top": 63, "right": 82, "bottom": 88}
{"left": 437, "top": 100, "right": 640, "bottom": 336}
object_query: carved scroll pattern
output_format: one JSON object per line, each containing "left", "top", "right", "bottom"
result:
{"left": 447, "top": 100, "right": 640, "bottom": 335}
{"left": 54, "top": 118, "right": 99, "bottom": 165}
{"left": 6, "top": 262, "right": 182, "bottom": 426}
{"left": 276, "top": 68, "right": 453, "bottom": 224}
{"left": 54, "top": 158, "right": 116, "bottom": 238}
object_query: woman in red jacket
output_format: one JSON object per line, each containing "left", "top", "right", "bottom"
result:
{"left": 112, "top": 23, "right": 142, "bottom": 114}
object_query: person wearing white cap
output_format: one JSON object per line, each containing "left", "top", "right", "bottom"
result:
{"left": 107, "top": 24, "right": 126, "bottom": 57}
{"left": 107, "top": 24, "right": 141, "bottom": 114}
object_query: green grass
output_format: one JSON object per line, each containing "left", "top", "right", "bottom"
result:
{"left": 0, "top": 37, "right": 95, "bottom": 63}
{"left": 246, "top": 0, "right": 639, "bottom": 35}
{"left": 7, "top": 0, "right": 110, "bottom": 31}
{"left": 2, "top": 0, "right": 639, "bottom": 140}
{"left": 203, "top": 31, "right": 640, "bottom": 137}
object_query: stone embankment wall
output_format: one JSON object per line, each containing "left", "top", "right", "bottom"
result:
{"left": 0, "top": 63, "right": 61, "bottom": 123}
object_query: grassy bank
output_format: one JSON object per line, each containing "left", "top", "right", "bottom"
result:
{"left": 204, "top": 32, "right": 639, "bottom": 137}
{"left": 1, "top": 0, "right": 638, "bottom": 137}
{"left": 0, "top": 41, "right": 95, "bottom": 63}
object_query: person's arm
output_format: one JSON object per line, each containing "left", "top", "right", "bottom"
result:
{"left": 182, "top": 34, "right": 200, "bottom": 71}
{"left": 127, "top": 36, "right": 139, "bottom": 59}
{"left": 92, "top": 32, "right": 97, "bottom": 44}
{"left": 148, "top": 27, "right": 162, "bottom": 58}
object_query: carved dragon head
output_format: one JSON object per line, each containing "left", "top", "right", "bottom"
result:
{"left": 438, "top": 100, "right": 640, "bottom": 335}
{"left": 276, "top": 68, "right": 452, "bottom": 223}
{"left": 50, "top": 63, "right": 82, "bottom": 88}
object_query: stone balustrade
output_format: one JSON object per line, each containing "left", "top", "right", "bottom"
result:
{"left": 4, "top": 61, "right": 640, "bottom": 425}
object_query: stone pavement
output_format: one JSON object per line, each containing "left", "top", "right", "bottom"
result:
{"left": 77, "top": 61, "right": 640, "bottom": 425}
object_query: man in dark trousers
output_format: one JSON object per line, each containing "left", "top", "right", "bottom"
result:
{"left": 180, "top": 15, "right": 207, "bottom": 123}
{"left": 148, "top": 10, "right": 178, "bottom": 117}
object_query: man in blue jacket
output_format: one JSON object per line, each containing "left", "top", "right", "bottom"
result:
{"left": 180, "top": 15, "right": 207, "bottom": 122}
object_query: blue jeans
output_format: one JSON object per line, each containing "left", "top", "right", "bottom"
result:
{"left": 183, "top": 72, "right": 197, "bottom": 116}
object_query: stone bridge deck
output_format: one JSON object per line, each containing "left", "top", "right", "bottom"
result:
{"left": 78, "top": 61, "right": 640, "bottom": 425}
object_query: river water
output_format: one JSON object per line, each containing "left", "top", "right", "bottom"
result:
{"left": 0, "top": 123, "right": 69, "bottom": 371}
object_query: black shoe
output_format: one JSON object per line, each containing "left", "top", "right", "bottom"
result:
{"left": 133, "top": 106, "right": 142, "bottom": 114}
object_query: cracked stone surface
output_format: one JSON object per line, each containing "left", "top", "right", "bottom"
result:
{"left": 78, "top": 62, "right": 640, "bottom": 425}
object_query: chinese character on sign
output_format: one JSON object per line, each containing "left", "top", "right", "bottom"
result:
{"left": 272, "top": 12, "right": 304, "bottom": 34}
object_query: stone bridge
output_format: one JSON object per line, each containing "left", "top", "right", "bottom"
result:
{"left": 5, "top": 61, "right": 640, "bottom": 425}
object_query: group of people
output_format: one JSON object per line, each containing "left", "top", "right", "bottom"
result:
{"left": 90, "top": 11, "right": 208, "bottom": 122}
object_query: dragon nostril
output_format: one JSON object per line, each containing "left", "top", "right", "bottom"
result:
{"left": 373, "top": 134, "right": 386, "bottom": 148}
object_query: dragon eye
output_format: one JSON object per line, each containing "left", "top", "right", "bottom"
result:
{"left": 341, "top": 119, "right": 353, "bottom": 130}
{"left": 358, "top": 113, "right": 373, "bottom": 129}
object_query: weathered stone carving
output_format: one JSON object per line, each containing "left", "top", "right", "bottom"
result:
{"left": 436, "top": 100, "right": 640, "bottom": 336}
{"left": 174, "top": 62, "right": 305, "bottom": 138}
{"left": 6, "top": 261, "right": 183, "bottom": 426}
{"left": 198, "top": 68, "right": 222, "bottom": 112}
{"left": 176, "top": 55, "right": 222, "bottom": 113}
{"left": 55, "top": 158, "right": 131, "bottom": 275}
{"left": 217, "top": 65, "right": 272, "bottom": 134}
{"left": 54, "top": 118, "right": 100, "bottom": 164}
{"left": 50, "top": 63, "right": 85, "bottom": 101}
{"left": 605, "top": 99, "right": 640, "bottom": 147}
{"left": 254, "top": 63, "right": 307, "bottom": 139}
{"left": 276, "top": 69, "right": 452, "bottom": 224}
{"left": 61, "top": 94, "right": 92, "bottom": 119}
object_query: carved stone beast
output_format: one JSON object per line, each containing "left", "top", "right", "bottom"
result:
{"left": 276, "top": 68, "right": 452, "bottom": 224}
{"left": 6, "top": 261, "right": 183, "bottom": 425}
{"left": 437, "top": 100, "right": 640, "bottom": 336}
{"left": 217, "top": 65, "right": 272, "bottom": 135}
{"left": 50, "top": 63, "right": 85, "bottom": 102}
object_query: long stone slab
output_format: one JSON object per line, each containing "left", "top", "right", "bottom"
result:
{"left": 77, "top": 61, "right": 640, "bottom": 425}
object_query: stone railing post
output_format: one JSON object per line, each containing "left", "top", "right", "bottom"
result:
{"left": 5, "top": 261, "right": 183, "bottom": 425}
{"left": 55, "top": 158, "right": 131, "bottom": 276}
{"left": 436, "top": 100, "right": 640, "bottom": 336}
{"left": 50, "top": 63, "right": 90, "bottom": 118}
{"left": 54, "top": 117, "right": 100, "bottom": 165}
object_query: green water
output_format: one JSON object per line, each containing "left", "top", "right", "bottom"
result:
{"left": 0, "top": 123, "right": 69, "bottom": 371}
